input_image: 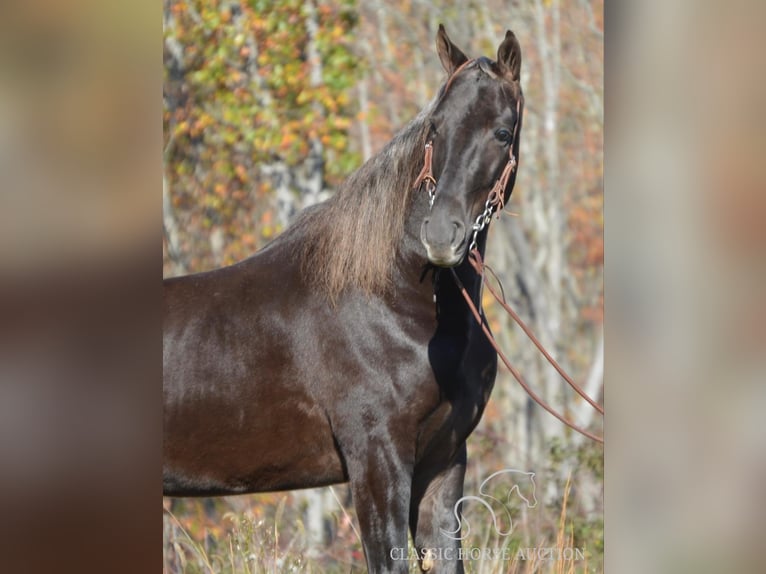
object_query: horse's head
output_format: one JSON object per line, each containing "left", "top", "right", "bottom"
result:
{"left": 418, "top": 25, "right": 523, "bottom": 267}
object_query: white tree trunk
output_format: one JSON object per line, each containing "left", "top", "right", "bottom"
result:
{"left": 162, "top": 170, "right": 187, "bottom": 277}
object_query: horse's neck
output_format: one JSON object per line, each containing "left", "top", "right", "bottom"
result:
{"left": 435, "top": 253, "right": 486, "bottom": 324}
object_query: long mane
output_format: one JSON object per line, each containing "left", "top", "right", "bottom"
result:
{"left": 293, "top": 101, "right": 435, "bottom": 301}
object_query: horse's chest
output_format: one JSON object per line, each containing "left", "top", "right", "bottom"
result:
{"left": 448, "top": 340, "right": 497, "bottom": 429}
{"left": 416, "top": 330, "right": 497, "bottom": 458}
{"left": 430, "top": 326, "right": 497, "bottom": 395}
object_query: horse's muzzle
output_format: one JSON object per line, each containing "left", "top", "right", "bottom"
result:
{"left": 420, "top": 217, "right": 467, "bottom": 267}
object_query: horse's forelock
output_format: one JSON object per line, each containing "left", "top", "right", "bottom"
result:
{"left": 477, "top": 57, "right": 498, "bottom": 79}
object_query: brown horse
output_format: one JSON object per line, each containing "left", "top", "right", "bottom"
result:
{"left": 163, "top": 25, "right": 523, "bottom": 573}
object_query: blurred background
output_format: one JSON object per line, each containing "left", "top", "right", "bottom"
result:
{"left": 162, "top": 1, "right": 604, "bottom": 572}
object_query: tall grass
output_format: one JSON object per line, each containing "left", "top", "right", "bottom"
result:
{"left": 163, "top": 469, "right": 602, "bottom": 573}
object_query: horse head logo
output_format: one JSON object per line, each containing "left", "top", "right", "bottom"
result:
{"left": 440, "top": 469, "right": 538, "bottom": 540}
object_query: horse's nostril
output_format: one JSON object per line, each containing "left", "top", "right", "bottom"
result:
{"left": 451, "top": 220, "right": 466, "bottom": 248}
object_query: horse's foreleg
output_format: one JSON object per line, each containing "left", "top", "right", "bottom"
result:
{"left": 347, "top": 439, "right": 413, "bottom": 574}
{"left": 409, "top": 444, "right": 467, "bottom": 574}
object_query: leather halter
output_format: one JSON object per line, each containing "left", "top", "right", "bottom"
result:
{"left": 413, "top": 60, "right": 521, "bottom": 250}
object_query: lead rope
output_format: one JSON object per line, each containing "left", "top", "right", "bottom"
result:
{"left": 468, "top": 249, "right": 605, "bottom": 416}
{"left": 450, "top": 263, "right": 604, "bottom": 444}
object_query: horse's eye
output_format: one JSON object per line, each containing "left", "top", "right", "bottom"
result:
{"left": 495, "top": 128, "right": 512, "bottom": 145}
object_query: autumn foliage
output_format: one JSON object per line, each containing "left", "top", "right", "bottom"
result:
{"left": 164, "top": 0, "right": 360, "bottom": 270}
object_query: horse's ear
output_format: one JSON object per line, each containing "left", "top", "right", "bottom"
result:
{"left": 436, "top": 24, "right": 469, "bottom": 76}
{"left": 496, "top": 30, "right": 522, "bottom": 82}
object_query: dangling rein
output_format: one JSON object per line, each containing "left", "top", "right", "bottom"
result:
{"left": 451, "top": 251, "right": 604, "bottom": 444}
{"left": 414, "top": 65, "right": 604, "bottom": 443}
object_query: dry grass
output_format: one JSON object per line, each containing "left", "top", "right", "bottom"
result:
{"left": 163, "top": 470, "right": 602, "bottom": 574}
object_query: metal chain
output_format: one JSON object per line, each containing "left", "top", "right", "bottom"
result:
{"left": 469, "top": 199, "right": 498, "bottom": 252}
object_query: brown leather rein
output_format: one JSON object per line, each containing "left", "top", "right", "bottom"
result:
{"left": 451, "top": 254, "right": 604, "bottom": 444}
{"left": 414, "top": 60, "right": 604, "bottom": 444}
